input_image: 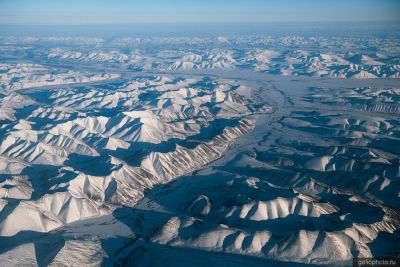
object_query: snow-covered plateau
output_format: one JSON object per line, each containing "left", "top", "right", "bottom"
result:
{"left": 0, "top": 35, "right": 399, "bottom": 266}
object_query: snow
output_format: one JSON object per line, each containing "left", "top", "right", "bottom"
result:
{"left": 0, "top": 33, "right": 399, "bottom": 266}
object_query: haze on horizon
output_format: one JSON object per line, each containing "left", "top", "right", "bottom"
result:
{"left": 0, "top": 0, "right": 400, "bottom": 25}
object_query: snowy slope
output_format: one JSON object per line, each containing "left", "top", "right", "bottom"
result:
{"left": 0, "top": 34, "right": 399, "bottom": 266}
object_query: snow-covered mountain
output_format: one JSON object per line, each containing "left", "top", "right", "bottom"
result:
{"left": 0, "top": 34, "right": 399, "bottom": 266}
{"left": 42, "top": 46, "right": 400, "bottom": 78}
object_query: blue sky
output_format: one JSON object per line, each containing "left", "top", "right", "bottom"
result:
{"left": 0, "top": 0, "right": 399, "bottom": 25}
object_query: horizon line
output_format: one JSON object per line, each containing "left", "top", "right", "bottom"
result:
{"left": 1, "top": 20, "right": 400, "bottom": 27}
